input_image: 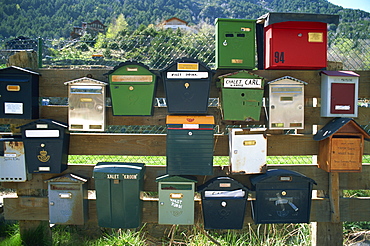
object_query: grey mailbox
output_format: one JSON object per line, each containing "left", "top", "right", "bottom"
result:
{"left": 45, "top": 173, "right": 88, "bottom": 225}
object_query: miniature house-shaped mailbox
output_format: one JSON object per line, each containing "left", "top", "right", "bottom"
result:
{"left": 64, "top": 77, "right": 108, "bottom": 132}
{"left": 267, "top": 76, "right": 307, "bottom": 130}
{"left": 320, "top": 71, "right": 359, "bottom": 118}
{"left": 313, "top": 118, "right": 370, "bottom": 172}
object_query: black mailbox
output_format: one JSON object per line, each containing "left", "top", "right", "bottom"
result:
{"left": 250, "top": 169, "right": 316, "bottom": 224}
{"left": 0, "top": 66, "right": 40, "bottom": 119}
{"left": 19, "top": 119, "right": 69, "bottom": 173}
{"left": 197, "top": 176, "right": 249, "bottom": 229}
{"left": 162, "top": 57, "right": 212, "bottom": 114}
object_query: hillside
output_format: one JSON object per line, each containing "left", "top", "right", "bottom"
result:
{"left": 0, "top": 0, "right": 369, "bottom": 39}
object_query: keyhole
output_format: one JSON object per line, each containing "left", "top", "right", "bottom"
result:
{"left": 223, "top": 40, "right": 227, "bottom": 46}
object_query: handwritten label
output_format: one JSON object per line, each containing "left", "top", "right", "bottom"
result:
{"left": 223, "top": 78, "right": 262, "bottom": 88}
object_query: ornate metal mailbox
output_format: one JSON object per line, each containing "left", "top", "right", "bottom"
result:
{"left": 257, "top": 13, "right": 339, "bottom": 70}
{"left": 320, "top": 71, "right": 359, "bottom": 118}
{"left": 45, "top": 173, "right": 88, "bottom": 225}
{"left": 266, "top": 76, "right": 307, "bottom": 129}
{"left": 229, "top": 128, "right": 267, "bottom": 174}
{"left": 0, "top": 136, "right": 30, "bottom": 182}
{"left": 64, "top": 77, "right": 108, "bottom": 132}
{"left": 0, "top": 66, "right": 40, "bottom": 119}
{"left": 313, "top": 118, "right": 370, "bottom": 172}
{"left": 215, "top": 18, "right": 256, "bottom": 69}
{"left": 156, "top": 175, "right": 197, "bottom": 225}
{"left": 19, "top": 119, "right": 69, "bottom": 173}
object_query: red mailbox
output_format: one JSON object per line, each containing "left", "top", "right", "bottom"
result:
{"left": 257, "top": 13, "right": 339, "bottom": 70}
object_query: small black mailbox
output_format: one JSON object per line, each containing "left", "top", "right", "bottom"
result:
{"left": 250, "top": 169, "right": 316, "bottom": 224}
{"left": 162, "top": 57, "right": 212, "bottom": 114}
{"left": 19, "top": 119, "right": 69, "bottom": 173}
{"left": 197, "top": 176, "right": 249, "bottom": 229}
{"left": 0, "top": 66, "right": 40, "bottom": 119}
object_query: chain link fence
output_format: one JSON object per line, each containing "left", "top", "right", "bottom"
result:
{"left": 0, "top": 31, "right": 369, "bottom": 165}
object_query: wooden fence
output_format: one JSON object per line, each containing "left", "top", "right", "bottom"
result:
{"left": 1, "top": 68, "right": 370, "bottom": 245}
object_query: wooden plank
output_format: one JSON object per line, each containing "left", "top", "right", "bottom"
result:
{"left": 329, "top": 172, "right": 340, "bottom": 222}
{"left": 311, "top": 222, "right": 343, "bottom": 246}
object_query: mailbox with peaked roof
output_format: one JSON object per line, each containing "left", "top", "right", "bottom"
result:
{"left": 45, "top": 173, "right": 88, "bottom": 225}
{"left": 64, "top": 77, "right": 108, "bottom": 132}
{"left": 266, "top": 76, "right": 307, "bottom": 130}
{"left": 313, "top": 118, "right": 370, "bottom": 172}
{"left": 0, "top": 66, "right": 40, "bottom": 119}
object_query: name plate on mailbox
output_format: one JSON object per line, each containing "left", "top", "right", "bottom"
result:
{"left": 167, "top": 72, "right": 209, "bottom": 79}
{"left": 223, "top": 78, "right": 262, "bottom": 88}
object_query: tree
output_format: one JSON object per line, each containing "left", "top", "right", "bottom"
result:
{"left": 106, "top": 14, "right": 129, "bottom": 39}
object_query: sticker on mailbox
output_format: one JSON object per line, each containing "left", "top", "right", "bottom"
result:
{"left": 177, "top": 63, "right": 199, "bottom": 71}
{"left": 4, "top": 102, "right": 23, "bottom": 114}
{"left": 223, "top": 78, "right": 262, "bottom": 88}
{"left": 167, "top": 72, "right": 208, "bottom": 79}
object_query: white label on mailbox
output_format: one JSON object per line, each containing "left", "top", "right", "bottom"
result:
{"left": 25, "top": 130, "right": 60, "bottom": 138}
{"left": 59, "top": 193, "right": 72, "bottom": 199}
{"left": 223, "top": 78, "right": 262, "bottom": 88}
{"left": 335, "top": 105, "right": 350, "bottom": 110}
{"left": 183, "top": 124, "right": 199, "bottom": 129}
{"left": 36, "top": 124, "right": 48, "bottom": 129}
{"left": 204, "top": 189, "right": 245, "bottom": 198}
{"left": 39, "top": 166, "right": 50, "bottom": 171}
{"left": 4, "top": 102, "right": 23, "bottom": 114}
{"left": 167, "top": 72, "right": 208, "bottom": 79}
{"left": 4, "top": 153, "right": 17, "bottom": 158}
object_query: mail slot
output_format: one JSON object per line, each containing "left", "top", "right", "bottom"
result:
{"left": 320, "top": 71, "right": 359, "bottom": 118}
{"left": 229, "top": 128, "right": 267, "bottom": 174}
{"left": 156, "top": 175, "right": 197, "bottom": 225}
{"left": 215, "top": 18, "right": 256, "bottom": 69}
{"left": 19, "top": 119, "right": 69, "bottom": 173}
{"left": 250, "top": 169, "right": 316, "bottom": 224}
{"left": 0, "top": 136, "right": 30, "bottom": 182}
{"left": 197, "top": 176, "right": 249, "bottom": 229}
{"left": 266, "top": 76, "right": 307, "bottom": 129}
{"left": 0, "top": 66, "right": 40, "bottom": 119}
{"left": 257, "top": 13, "right": 339, "bottom": 70}
{"left": 45, "top": 173, "right": 88, "bottom": 225}
{"left": 93, "top": 162, "right": 145, "bottom": 228}
{"left": 162, "top": 57, "right": 212, "bottom": 114}
{"left": 64, "top": 77, "right": 108, "bottom": 131}
{"left": 166, "top": 115, "right": 214, "bottom": 175}
{"left": 107, "top": 61, "right": 157, "bottom": 116}
{"left": 218, "top": 70, "right": 264, "bottom": 121}
{"left": 313, "top": 118, "right": 370, "bottom": 172}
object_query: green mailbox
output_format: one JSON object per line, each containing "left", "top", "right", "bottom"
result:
{"left": 215, "top": 18, "right": 256, "bottom": 69}
{"left": 156, "top": 175, "right": 197, "bottom": 225}
{"left": 93, "top": 162, "right": 145, "bottom": 228}
{"left": 107, "top": 61, "right": 157, "bottom": 116}
{"left": 218, "top": 70, "right": 265, "bottom": 121}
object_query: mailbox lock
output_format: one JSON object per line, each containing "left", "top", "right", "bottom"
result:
{"left": 160, "top": 202, "right": 164, "bottom": 206}
{"left": 129, "top": 86, "right": 134, "bottom": 91}
{"left": 271, "top": 105, "right": 275, "bottom": 109}
{"left": 221, "top": 201, "right": 227, "bottom": 207}
{"left": 298, "top": 33, "right": 303, "bottom": 37}
{"left": 50, "top": 202, "right": 55, "bottom": 206}
{"left": 223, "top": 40, "right": 228, "bottom": 46}
{"left": 41, "top": 143, "right": 45, "bottom": 147}
{"left": 281, "top": 191, "right": 287, "bottom": 196}
{"left": 184, "top": 83, "right": 190, "bottom": 89}
{"left": 188, "top": 131, "right": 193, "bottom": 136}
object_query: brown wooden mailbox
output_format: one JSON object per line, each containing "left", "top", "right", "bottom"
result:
{"left": 313, "top": 118, "right": 370, "bottom": 172}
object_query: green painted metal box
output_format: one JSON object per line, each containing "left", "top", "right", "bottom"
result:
{"left": 215, "top": 18, "right": 256, "bottom": 69}
{"left": 93, "top": 162, "right": 145, "bottom": 228}
{"left": 218, "top": 71, "right": 264, "bottom": 121}
{"left": 166, "top": 115, "right": 214, "bottom": 175}
{"left": 107, "top": 61, "right": 157, "bottom": 116}
{"left": 156, "top": 175, "right": 197, "bottom": 225}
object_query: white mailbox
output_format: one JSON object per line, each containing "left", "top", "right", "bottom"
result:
{"left": 0, "top": 136, "right": 30, "bottom": 182}
{"left": 229, "top": 128, "right": 267, "bottom": 174}
{"left": 267, "top": 76, "right": 307, "bottom": 130}
{"left": 64, "top": 77, "right": 108, "bottom": 131}
{"left": 320, "top": 71, "right": 359, "bottom": 117}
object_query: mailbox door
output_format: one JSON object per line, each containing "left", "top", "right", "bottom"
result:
{"left": 253, "top": 187, "right": 311, "bottom": 224}
{"left": 330, "top": 83, "right": 355, "bottom": 115}
{"left": 158, "top": 182, "right": 195, "bottom": 225}
{"left": 48, "top": 184, "right": 84, "bottom": 225}
{"left": 269, "top": 86, "right": 304, "bottom": 129}
{"left": 68, "top": 87, "right": 105, "bottom": 131}
{"left": 216, "top": 19, "right": 256, "bottom": 69}
{"left": 265, "top": 22, "right": 327, "bottom": 70}
{"left": 0, "top": 139, "right": 27, "bottom": 182}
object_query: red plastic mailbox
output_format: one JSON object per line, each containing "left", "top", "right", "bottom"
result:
{"left": 257, "top": 13, "right": 339, "bottom": 70}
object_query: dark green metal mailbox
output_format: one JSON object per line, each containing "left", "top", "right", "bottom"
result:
{"left": 198, "top": 176, "right": 249, "bottom": 229}
{"left": 93, "top": 162, "right": 145, "bottom": 228}
{"left": 0, "top": 66, "right": 40, "bottom": 119}
{"left": 250, "top": 169, "right": 316, "bottom": 224}
{"left": 107, "top": 61, "right": 157, "bottom": 116}
{"left": 19, "top": 119, "right": 69, "bottom": 173}
{"left": 218, "top": 71, "right": 264, "bottom": 121}
{"left": 215, "top": 18, "right": 256, "bottom": 69}
{"left": 166, "top": 115, "right": 214, "bottom": 175}
{"left": 162, "top": 57, "right": 212, "bottom": 114}
{"left": 156, "top": 175, "right": 197, "bottom": 225}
